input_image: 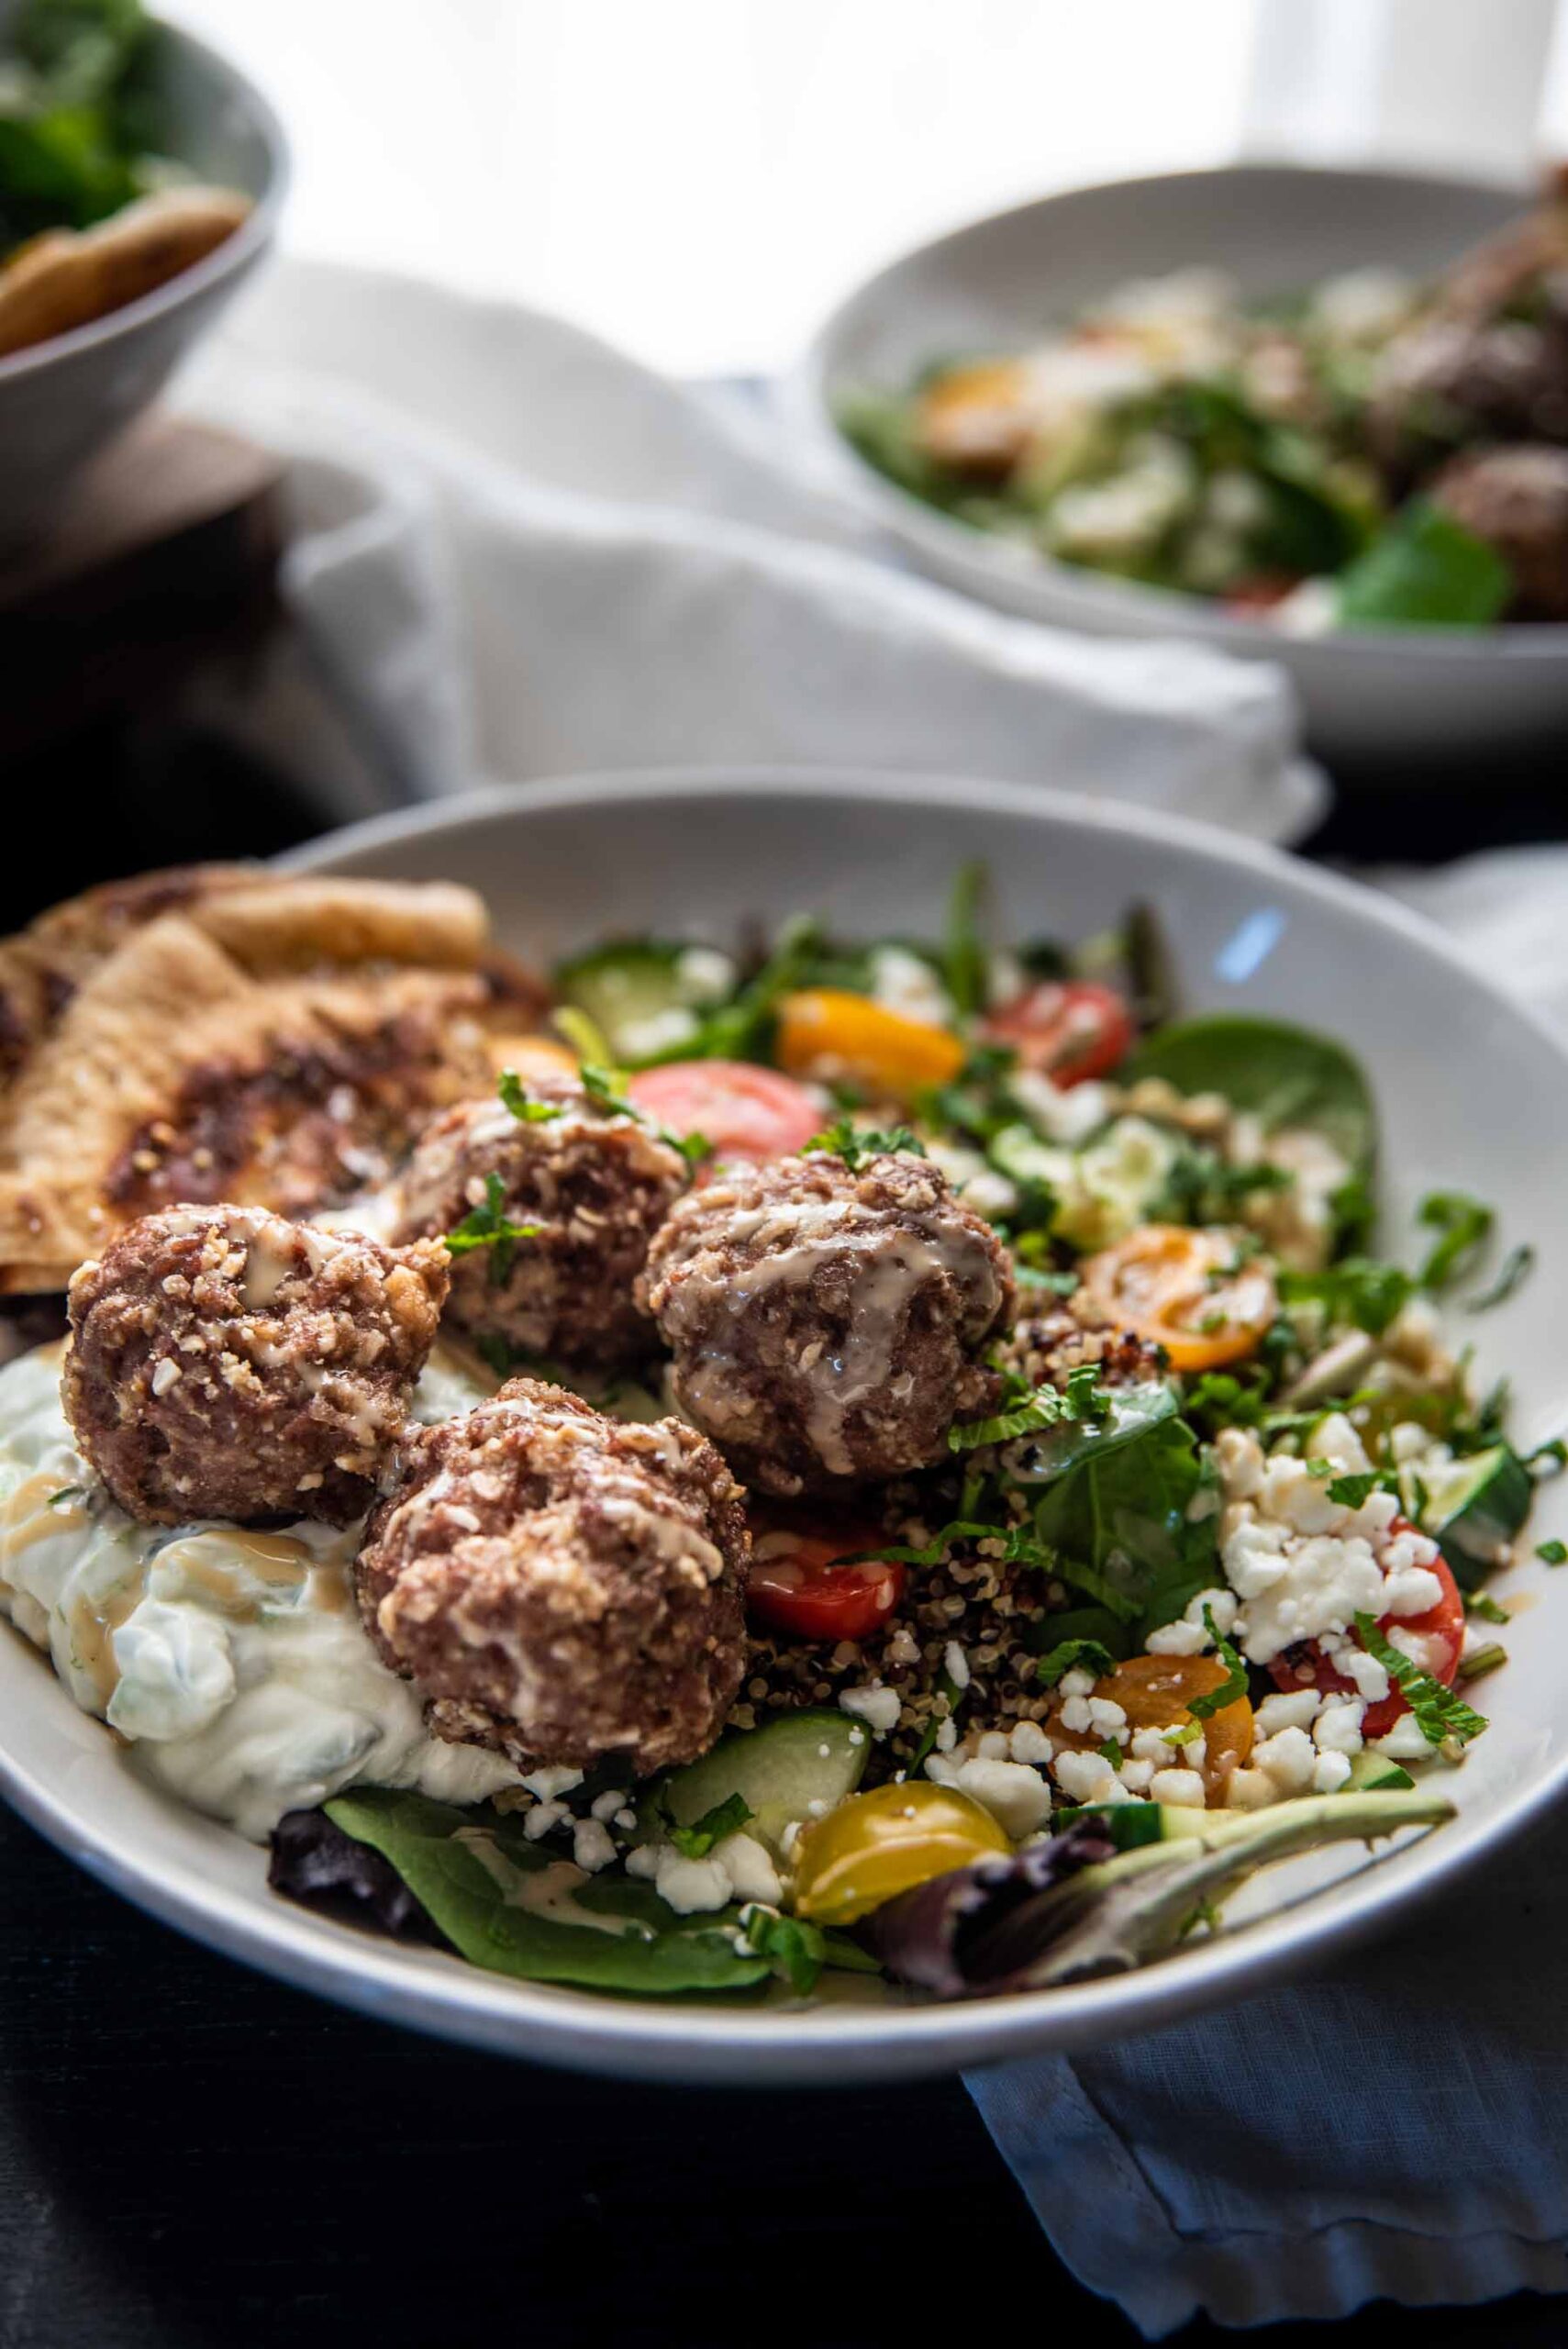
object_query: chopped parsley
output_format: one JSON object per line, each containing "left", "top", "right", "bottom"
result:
{"left": 1279, "top": 1258, "right": 1414, "bottom": 1338}
{"left": 1537, "top": 1539, "right": 1567, "bottom": 1565}
{"left": 1186, "top": 1607, "right": 1247, "bottom": 1720}
{"left": 1097, "top": 1738, "right": 1125, "bottom": 1770}
{"left": 497, "top": 1070, "right": 562, "bottom": 1122}
{"left": 737, "top": 1905, "right": 827, "bottom": 1996}
{"left": 947, "top": 1365, "right": 1107, "bottom": 1454}
{"left": 443, "top": 1174, "right": 539, "bottom": 1286}
{"left": 1455, "top": 1642, "right": 1507, "bottom": 1686}
{"left": 667, "top": 1791, "right": 753, "bottom": 1860}
{"left": 805, "top": 1118, "right": 927, "bottom": 1170}
{"left": 1036, "top": 1636, "right": 1117, "bottom": 1688}
{"left": 1353, "top": 1614, "right": 1488, "bottom": 1746}
{"left": 1467, "top": 1242, "right": 1534, "bottom": 1313}
{"left": 1416, "top": 1190, "right": 1495, "bottom": 1292}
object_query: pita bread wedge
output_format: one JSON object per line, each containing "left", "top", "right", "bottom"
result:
{"left": 0, "top": 187, "right": 252, "bottom": 360}
{"left": 0, "top": 867, "right": 549, "bottom": 1295}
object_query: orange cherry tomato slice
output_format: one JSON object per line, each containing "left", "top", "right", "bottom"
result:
{"left": 982, "top": 979, "right": 1135, "bottom": 1086}
{"left": 1045, "top": 1652, "right": 1253, "bottom": 1804}
{"left": 1269, "top": 1541, "right": 1463, "bottom": 1740}
{"left": 773, "top": 989, "right": 966, "bottom": 1103}
{"left": 747, "top": 1525, "right": 906, "bottom": 1643}
{"left": 1083, "top": 1224, "right": 1278, "bottom": 1373}
{"left": 626, "top": 1061, "right": 823, "bottom": 1161}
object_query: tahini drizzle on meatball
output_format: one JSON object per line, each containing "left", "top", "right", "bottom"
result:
{"left": 392, "top": 1077, "right": 690, "bottom": 1369}
{"left": 63, "top": 1203, "right": 449, "bottom": 1526}
{"left": 639, "top": 1149, "right": 1015, "bottom": 1497}
{"left": 355, "top": 1378, "right": 750, "bottom": 1776}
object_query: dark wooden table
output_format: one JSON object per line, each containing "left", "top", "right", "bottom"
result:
{"left": 3, "top": 729, "right": 1565, "bottom": 2349}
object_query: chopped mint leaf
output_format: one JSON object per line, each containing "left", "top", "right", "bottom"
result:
{"left": 1336, "top": 498, "right": 1513, "bottom": 630}
{"left": 1279, "top": 1259, "right": 1414, "bottom": 1338}
{"left": 949, "top": 1367, "right": 1108, "bottom": 1453}
{"left": 1187, "top": 1607, "right": 1247, "bottom": 1720}
{"left": 1417, "top": 1191, "right": 1495, "bottom": 1292}
{"left": 1326, "top": 1471, "right": 1390, "bottom": 1508}
{"left": 736, "top": 1904, "right": 826, "bottom": 1995}
{"left": 579, "top": 1062, "right": 640, "bottom": 1119}
{"left": 806, "top": 1119, "right": 927, "bottom": 1171}
{"left": 1354, "top": 1614, "right": 1488, "bottom": 1745}
{"left": 444, "top": 1173, "right": 538, "bottom": 1286}
{"left": 1467, "top": 1242, "right": 1534, "bottom": 1313}
{"left": 497, "top": 1070, "right": 562, "bottom": 1122}
{"left": 1036, "top": 1636, "right": 1117, "bottom": 1688}
{"left": 1537, "top": 1539, "right": 1567, "bottom": 1565}
{"left": 1097, "top": 1738, "right": 1124, "bottom": 1770}
{"left": 1014, "top": 1263, "right": 1081, "bottom": 1296}
{"left": 668, "top": 1791, "right": 753, "bottom": 1860}
{"left": 1455, "top": 1642, "right": 1507, "bottom": 1686}
{"left": 1466, "top": 1591, "right": 1510, "bottom": 1624}
{"left": 1526, "top": 1439, "right": 1567, "bottom": 1478}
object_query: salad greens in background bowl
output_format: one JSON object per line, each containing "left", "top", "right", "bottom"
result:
{"left": 2, "top": 767, "right": 1564, "bottom": 2086}
{"left": 0, "top": 0, "right": 284, "bottom": 534}
{"left": 784, "top": 165, "right": 1568, "bottom": 773}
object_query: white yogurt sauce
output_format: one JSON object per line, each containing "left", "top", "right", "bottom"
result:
{"left": 0, "top": 1341, "right": 519, "bottom": 1842}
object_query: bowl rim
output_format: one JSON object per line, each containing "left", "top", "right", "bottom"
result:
{"left": 785, "top": 158, "right": 1568, "bottom": 665}
{"left": 0, "top": 13, "right": 289, "bottom": 387}
{"left": 0, "top": 763, "right": 1536, "bottom": 2082}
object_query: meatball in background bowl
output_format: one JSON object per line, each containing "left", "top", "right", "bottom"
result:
{"left": 1, "top": 768, "right": 1565, "bottom": 2087}
{"left": 781, "top": 164, "right": 1568, "bottom": 775}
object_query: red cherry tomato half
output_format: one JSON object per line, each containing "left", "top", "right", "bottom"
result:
{"left": 1223, "top": 572, "right": 1302, "bottom": 617}
{"left": 626, "top": 1061, "right": 823, "bottom": 1162}
{"left": 747, "top": 1528, "right": 906, "bottom": 1643}
{"left": 982, "top": 979, "right": 1135, "bottom": 1087}
{"left": 1267, "top": 1540, "right": 1463, "bottom": 1740}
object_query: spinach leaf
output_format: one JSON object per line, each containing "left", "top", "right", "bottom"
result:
{"left": 323, "top": 1789, "right": 771, "bottom": 1996}
{"left": 1336, "top": 500, "right": 1513, "bottom": 630}
{"left": 1123, "top": 1013, "right": 1376, "bottom": 1173}
{"left": 1028, "top": 1412, "right": 1218, "bottom": 1637}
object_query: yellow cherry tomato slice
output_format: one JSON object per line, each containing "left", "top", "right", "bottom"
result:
{"left": 1083, "top": 1223, "right": 1277, "bottom": 1372}
{"left": 774, "top": 989, "right": 965, "bottom": 1104}
{"left": 1046, "top": 1653, "right": 1253, "bottom": 1805}
{"left": 913, "top": 359, "right": 1034, "bottom": 475}
{"left": 791, "top": 1782, "right": 1010, "bottom": 1927}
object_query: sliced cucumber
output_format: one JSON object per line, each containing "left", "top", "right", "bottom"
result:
{"left": 639, "top": 1709, "right": 870, "bottom": 1857}
{"left": 552, "top": 939, "right": 732, "bottom": 1065}
{"left": 1054, "top": 1800, "right": 1241, "bottom": 1846}
{"left": 1404, "top": 1444, "right": 1532, "bottom": 1586}
{"left": 1344, "top": 1750, "right": 1416, "bottom": 1793}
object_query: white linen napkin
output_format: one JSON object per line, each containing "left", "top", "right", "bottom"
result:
{"left": 967, "top": 851, "right": 1568, "bottom": 2336}
{"left": 176, "top": 259, "right": 1319, "bottom": 841}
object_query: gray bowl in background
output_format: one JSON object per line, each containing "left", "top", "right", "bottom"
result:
{"left": 0, "top": 16, "right": 286, "bottom": 539}
{"left": 784, "top": 165, "right": 1568, "bottom": 774}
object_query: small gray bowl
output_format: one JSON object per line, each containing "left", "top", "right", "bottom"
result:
{"left": 0, "top": 16, "right": 286, "bottom": 539}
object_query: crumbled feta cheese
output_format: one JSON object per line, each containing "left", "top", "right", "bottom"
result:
{"left": 1313, "top": 1750, "right": 1353, "bottom": 1793}
{"left": 840, "top": 1683, "right": 901, "bottom": 1736}
{"left": 590, "top": 1787, "right": 628, "bottom": 1823}
{"left": 1086, "top": 1697, "right": 1129, "bottom": 1742}
{"left": 674, "top": 945, "right": 736, "bottom": 1002}
{"left": 1051, "top": 1748, "right": 1122, "bottom": 1806}
{"left": 1006, "top": 1071, "right": 1113, "bottom": 1149}
{"left": 523, "top": 1798, "right": 568, "bottom": 1842}
{"left": 712, "top": 1831, "right": 782, "bottom": 1906}
{"left": 1060, "top": 1694, "right": 1094, "bottom": 1732}
{"left": 944, "top": 1640, "right": 972, "bottom": 1692}
{"left": 1129, "top": 1727, "right": 1178, "bottom": 1768}
{"left": 1373, "top": 1715, "right": 1435, "bottom": 1761}
{"left": 1312, "top": 1698, "right": 1365, "bottom": 1755}
{"left": 949, "top": 1756, "right": 1052, "bottom": 1839}
{"left": 1251, "top": 1725, "right": 1318, "bottom": 1797}
{"left": 1144, "top": 1586, "right": 1235, "bottom": 1657}
{"left": 974, "top": 1729, "right": 1009, "bottom": 1760}
{"left": 1118, "top": 1757, "right": 1155, "bottom": 1793}
{"left": 1253, "top": 1689, "right": 1321, "bottom": 1737}
{"left": 653, "top": 1849, "right": 733, "bottom": 1914}
{"left": 1008, "top": 1719, "right": 1052, "bottom": 1765}
{"left": 624, "top": 1841, "right": 661, "bottom": 1879}
{"left": 935, "top": 1716, "right": 958, "bottom": 1753}
{"left": 520, "top": 1765, "right": 584, "bottom": 1801}
{"left": 868, "top": 944, "right": 956, "bottom": 1029}
{"left": 1382, "top": 1563, "right": 1444, "bottom": 1617}
{"left": 1149, "top": 1767, "right": 1207, "bottom": 1808}
{"left": 573, "top": 1818, "right": 617, "bottom": 1873}
{"left": 1059, "top": 1667, "right": 1096, "bottom": 1699}
{"left": 617, "top": 1007, "right": 698, "bottom": 1060}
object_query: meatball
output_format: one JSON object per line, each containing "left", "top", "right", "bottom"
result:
{"left": 63, "top": 1204, "right": 449, "bottom": 1526}
{"left": 354, "top": 1378, "right": 749, "bottom": 1775}
{"left": 391, "top": 1079, "right": 690, "bottom": 1369}
{"left": 1429, "top": 443, "right": 1568, "bottom": 619}
{"left": 639, "top": 1151, "right": 1015, "bottom": 1497}
{"left": 1368, "top": 314, "right": 1568, "bottom": 479}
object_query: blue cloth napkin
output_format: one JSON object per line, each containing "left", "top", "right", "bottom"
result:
{"left": 966, "top": 1803, "right": 1568, "bottom": 2334}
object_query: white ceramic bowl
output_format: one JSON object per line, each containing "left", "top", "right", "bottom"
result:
{"left": 3, "top": 769, "right": 1565, "bottom": 2082}
{"left": 784, "top": 165, "right": 1568, "bottom": 774}
{"left": 0, "top": 16, "right": 286, "bottom": 537}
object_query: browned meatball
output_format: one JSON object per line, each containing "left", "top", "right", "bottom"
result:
{"left": 1368, "top": 314, "right": 1568, "bottom": 479}
{"left": 639, "top": 1151, "right": 1015, "bottom": 1497}
{"left": 1429, "top": 443, "right": 1568, "bottom": 618}
{"left": 391, "top": 1079, "right": 689, "bottom": 1369}
{"left": 63, "top": 1204, "right": 449, "bottom": 1526}
{"left": 355, "top": 1378, "right": 749, "bottom": 1775}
